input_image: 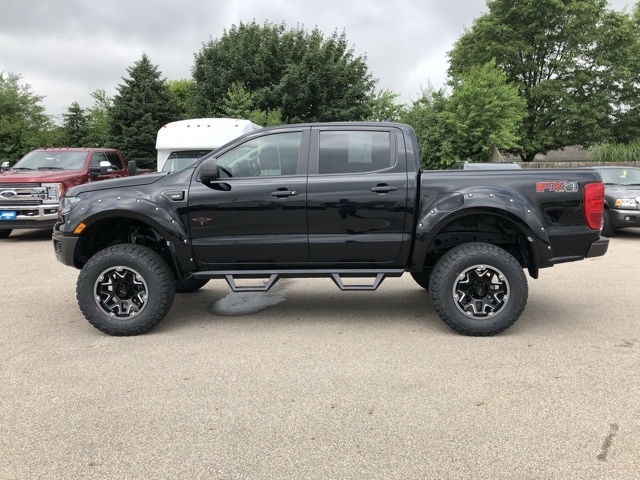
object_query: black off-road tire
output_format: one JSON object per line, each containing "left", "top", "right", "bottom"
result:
{"left": 0, "top": 229, "right": 11, "bottom": 239}
{"left": 429, "top": 242, "right": 528, "bottom": 336}
{"left": 601, "top": 208, "right": 615, "bottom": 237}
{"left": 410, "top": 271, "right": 431, "bottom": 291}
{"left": 175, "top": 276, "right": 209, "bottom": 293}
{"left": 76, "top": 244, "right": 176, "bottom": 336}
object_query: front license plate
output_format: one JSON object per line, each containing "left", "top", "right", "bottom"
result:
{"left": 0, "top": 211, "right": 17, "bottom": 220}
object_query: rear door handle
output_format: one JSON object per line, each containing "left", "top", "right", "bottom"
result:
{"left": 370, "top": 184, "right": 398, "bottom": 193}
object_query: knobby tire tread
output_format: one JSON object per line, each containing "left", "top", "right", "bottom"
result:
{"left": 76, "top": 244, "right": 175, "bottom": 336}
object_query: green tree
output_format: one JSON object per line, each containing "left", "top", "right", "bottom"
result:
{"left": 61, "top": 101, "right": 88, "bottom": 147}
{"left": 366, "top": 89, "right": 405, "bottom": 122}
{"left": 398, "top": 85, "right": 451, "bottom": 169}
{"left": 0, "top": 72, "right": 53, "bottom": 160}
{"left": 609, "top": 3, "right": 640, "bottom": 142}
{"left": 192, "top": 21, "right": 376, "bottom": 123}
{"left": 219, "top": 82, "right": 283, "bottom": 126}
{"left": 221, "top": 82, "right": 255, "bottom": 119}
{"left": 448, "top": 0, "right": 636, "bottom": 161}
{"left": 110, "top": 53, "right": 179, "bottom": 167}
{"left": 167, "top": 79, "right": 195, "bottom": 119}
{"left": 443, "top": 61, "right": 525, "bottom": 164}
{"left": 85, "top": 89, "right": 113, "bottom": 147}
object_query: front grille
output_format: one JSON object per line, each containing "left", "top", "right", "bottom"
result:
{"left": 0, "top": 183, "right": 40, "bottom": 188}
{"left": 0, "top": 200, "right": 40, "bottom": 206}
{"left": 0, "top": 184, "right": 47, "bottom": 205}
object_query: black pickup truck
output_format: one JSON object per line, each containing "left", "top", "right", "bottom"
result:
{"left": 52, "top": 122, "right": 608, "bottom": 336}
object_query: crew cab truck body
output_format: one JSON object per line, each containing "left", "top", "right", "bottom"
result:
{"left": 52, "top": 123, "right": 608, "bottom": 336}
{"left": 0, "top": 148, "right": 146, "bottom": 238}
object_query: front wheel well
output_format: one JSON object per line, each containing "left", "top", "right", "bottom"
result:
{"left": 74, "top": 218, "right": 178, "bottom": 277}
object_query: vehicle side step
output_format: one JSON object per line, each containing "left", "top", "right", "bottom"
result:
{"left": 330, "top": 273, "right": 386, "bottom": 291}
{"left": 224, "top": 274, "right": 279, "bottom": 292}
{"left": 192, "top": 269, "right": 404, "bottom": 292}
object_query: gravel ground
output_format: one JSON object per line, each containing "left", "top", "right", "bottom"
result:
{"left": 0, "top": 228, "right": 638, "bottom": 479}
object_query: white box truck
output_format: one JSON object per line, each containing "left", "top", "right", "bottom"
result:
{"left": 156, "top": 118, "right": 262, "bottom": 172}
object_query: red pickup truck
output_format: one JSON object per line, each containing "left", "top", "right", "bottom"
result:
{"left": 0, "top": 148, "right": 151, "bottom": 238}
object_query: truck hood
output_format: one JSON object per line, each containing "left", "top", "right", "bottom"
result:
{"left": 67, "top": 172, "right": 167, "bottom": 196}
{"left": 0, "top": 169, "right": 85, "bottom": 183}
{"left": 605, "top": 184, "right": 640, "bottom": 198}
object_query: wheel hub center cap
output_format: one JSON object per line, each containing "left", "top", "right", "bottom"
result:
{"left": 470, "top": 281, "right": 488, "bottom": 298}
{"left": 116, "top": 281, "right": 134, "bottom": 298}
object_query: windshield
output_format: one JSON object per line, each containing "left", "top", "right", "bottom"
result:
{"left": 594, "top": 167, "right": 640, "bottom": 185}
{"left": 13, "top": 151, "right": 88, "bottom": 170}
{"left": 162, "top": 150, "right": 211, "bottom": 172}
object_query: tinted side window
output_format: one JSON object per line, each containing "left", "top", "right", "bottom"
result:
{"left": 318, "top": 131, "right": 392, "bottom": 174}
{"left": 90, "top": 152, "right": 107, "bottom": 168}
{"left": 215, "top": 132, "right": 302, "bottom": 178}
{"left": 105, "top": 152, "right": 124, "bottom": 170}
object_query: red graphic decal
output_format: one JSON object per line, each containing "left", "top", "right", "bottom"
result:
{"left": 192, "top": 216, "right": 212, "bottom": 226}
{"left": 536, "top": 181, "right": 578, "bottom": 193}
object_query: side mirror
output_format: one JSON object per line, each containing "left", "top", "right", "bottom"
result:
{"left": 90, "top": 160, "right": 113, "bottom": 177}
{"left": 1, "top": 161, "right": 9, "bottom": 172}
{"left": 199, "top": 157, "right": 219, "bottom": 181}
{"left": 127, "top": 160, "right": 137, "bottom": 177}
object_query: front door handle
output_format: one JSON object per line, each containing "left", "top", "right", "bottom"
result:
{"left": 271, "top": 188, "right": 298, "bottom": 198}
{"left": 370, "top": 184, "right": 398, "bottom": 193}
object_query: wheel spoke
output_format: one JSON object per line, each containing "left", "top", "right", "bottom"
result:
{"left": 94, "top": 266, "right": 148, "bottom": 319}
{"left": 453, "top": 265, "right": 509, "bottom": 319}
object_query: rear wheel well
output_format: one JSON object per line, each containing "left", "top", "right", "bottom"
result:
{"left": 74, "top": 218, "right": 178, "bottom": 278}
{"left": 420, "top": 214, "right": 535, "bottom": 278}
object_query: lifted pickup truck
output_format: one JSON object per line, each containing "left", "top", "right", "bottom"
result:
{"left": 0, "top": 147, "right": 147, "bottom": 238}
{"left": 52, "top": 123, "right": 608, "bottom": 336}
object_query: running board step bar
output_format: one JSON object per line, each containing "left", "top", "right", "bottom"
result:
{"left": 192, "top": 269, "right": 404, "bottom": 292}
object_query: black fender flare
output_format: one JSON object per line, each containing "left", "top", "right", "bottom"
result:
{"left": 64, "top": 194, "right": 194, "bottom": 274}
{"left": 410, "top": 186, "right": 553, "bottom": 278}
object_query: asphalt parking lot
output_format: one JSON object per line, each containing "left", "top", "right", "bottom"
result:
{"left": 1, "top": 228, "right": 639, "bottom": 479}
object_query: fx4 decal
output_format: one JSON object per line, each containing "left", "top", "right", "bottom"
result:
{"left": 536, "top": 181, "right": 578, "bottom": 193}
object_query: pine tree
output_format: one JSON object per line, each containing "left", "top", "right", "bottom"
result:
{"left": 110, "top": 53, "right": 179, "bottom": 168}
{"left": 61, "top": 101, "right": 88, "bottom": 147}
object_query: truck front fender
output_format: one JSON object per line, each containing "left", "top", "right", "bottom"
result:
{"left": 60, "top": 193, "right": 194, "bottom": 274}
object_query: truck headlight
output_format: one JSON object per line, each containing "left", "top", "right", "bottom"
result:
{"left": 614, "top": 198, "right": 637, "bottom": 208}
{"left": 42, "top": 182, "right": 62, "bottom": 204}
{"left": 59, "top": 196, "right": 81, "bottom": 215}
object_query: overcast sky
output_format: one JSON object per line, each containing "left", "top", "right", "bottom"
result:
{"left": 0, "top": 0, "right": 634, "bottom": 119}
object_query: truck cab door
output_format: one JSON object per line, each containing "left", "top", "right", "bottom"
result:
{"left": 306, "top": 127, "right": 410, "bottom": 266}
{"left": 187, "top": 128, "right": 310, "bottom": 266}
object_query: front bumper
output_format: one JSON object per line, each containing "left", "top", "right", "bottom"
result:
{"left": 0, "top": 204, "right": 59, "bottom": 229}
{"left": 608, "top": 208, "right": 640, "bottom": 228}
{"left": 52, "top": 230, "right": 80, "bottom": 268}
